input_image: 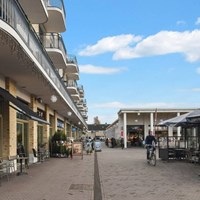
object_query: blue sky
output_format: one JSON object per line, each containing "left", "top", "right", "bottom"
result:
{"left": 63, "top": 0, "right": 200, "bottom": 124}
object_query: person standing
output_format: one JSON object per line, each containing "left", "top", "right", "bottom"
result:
{"left": 120, "top": 137, "right": 124, "bottom": 149}
{"left": 111, "top": 137, "right": 115, "bottom": 148}
{"left": 67, "top": 140, "right": 73, "bottom": 159}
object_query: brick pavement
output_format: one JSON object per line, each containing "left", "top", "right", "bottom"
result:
{"left": 1, "top": 145, "right": 200, "bottom": 200}
{"left": 0, "top": 154, "right": 94, "bottom": 200}
{"left": 97, "top": 146, "right": 200, "bottom": 200}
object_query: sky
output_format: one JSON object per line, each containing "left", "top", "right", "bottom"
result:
{"left": 63, "top": 0, "right": 200, "bottom": 124}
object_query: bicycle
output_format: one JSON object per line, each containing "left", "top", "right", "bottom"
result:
{"left": 146, "top": 145, "right": 156, "bottom": 166}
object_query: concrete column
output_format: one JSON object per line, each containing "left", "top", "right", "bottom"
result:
{"left": 64, "top": 119, "right": 67, "bottom": 135}
{"left": 150, "top": 112, "right": 154, "bottom": 133}
{"left": 29, "top": 96, "right": 38, "bottom": 152}
{"left": 54, "top": 111, "right": 57, "bottom": 133}
{"left": 45, "top": 105, "right": 50, "bottom": 150}
{"left": 70, "top": 124, "right": 72, "bottom": 138}
{"left": 66, "top": 122, "right": 71, "bottom": 138}
{"left": 168, "top": 126, "right": 173, "bottom": 137}
{"left": 5, "top": 79, "right": 17, "bottom": 157}
{"left": 177, "top": 112, "right": 181, "bottom": 137}
{"left": 123, "top": 112, "right": 127, "bottom": 148}
{"left": 144, "top": 114, "right": 149, "bottom": 138}
{"left": 192, "top": 127, "right": 196, "bottom": 137}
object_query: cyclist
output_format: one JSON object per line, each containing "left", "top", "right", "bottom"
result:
{"left": 145, "top": 131, "right": 157, "bottom": 160}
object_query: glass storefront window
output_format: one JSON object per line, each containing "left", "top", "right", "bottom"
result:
{"left": 37, "top": 125, "right": 44, "bottom": 147}
{"left": 17, "top": 122, "right": 29, "bottom": 156}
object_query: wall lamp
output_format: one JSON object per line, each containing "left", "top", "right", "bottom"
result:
{"left": 36, "top": 97, "right": 43, "bottom": 103}
{"left": 50, "top": 95, "right": 57, "bottom": 103}
{"left": 67, "top": 111, "right": 72, "bottom": 116}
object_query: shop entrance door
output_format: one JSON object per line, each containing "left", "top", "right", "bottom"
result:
{"left": 17, "top": 122, "right": 29, "bottom": 156}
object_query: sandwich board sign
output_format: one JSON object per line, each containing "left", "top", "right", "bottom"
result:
{"left": 72, "top": 142, "right": 83, "bottom": 159}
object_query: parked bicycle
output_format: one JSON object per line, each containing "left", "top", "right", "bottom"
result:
{"left": 146, "top": 145, "right": 156, "bottom": 166}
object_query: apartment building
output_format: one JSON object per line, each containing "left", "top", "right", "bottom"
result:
{"left": 0, "top": 0, "right": 88, "bottom": 162}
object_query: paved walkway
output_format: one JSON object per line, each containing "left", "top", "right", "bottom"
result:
{"left": 1, "top": 145, "right": 200, "bottom": 200}
{"left": 97, "top": 146, "right": 200, "bottom": 200}
{"left": 0, "top": 154, "right": 94, "bottom": 200}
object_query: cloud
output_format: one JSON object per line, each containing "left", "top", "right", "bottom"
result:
{"left": 196, "top": 67, "right": 200, "bottom": 74}
{"left": 79, "top": 64, "right": 127, "bottom": 74}
{"left": 195, "top": 17, "right": 200, "bottom": 25}
{"left": 78, "top": 30, "right": 200, "bottom": 62}
{"left": 176, "top": 20, "right": 186, "bottom": 26}
{"left": 88, "top": 101, "right": 200, "bottom": 124}
{"left": 179, "top": 88, "right": 200, "bottom": 92}
{"left": 91, "top": 101, "right": 126, "bottom": 108}
{"left": 191, "top": 88, "right": 200, "bottom": 92}
{"left": 78, "top": 34, "right": 142, "bottom": 56}
{"left": 113, "top": 30, "right": 200, "bottom": 61}
{"left": 90, "top": 101, "right": 198, "bottom": 109}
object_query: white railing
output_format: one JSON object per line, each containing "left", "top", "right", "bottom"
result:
{"left": 0, "top": 0, "right": 85, "bottom": 123}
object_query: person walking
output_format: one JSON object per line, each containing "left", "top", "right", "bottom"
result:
{"left": 120, "top": 137, "right": 124, "bottom": 149}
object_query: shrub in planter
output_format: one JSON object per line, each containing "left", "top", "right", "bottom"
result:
{"left": 51, "top": 131, "right": 67, "bottom": 157}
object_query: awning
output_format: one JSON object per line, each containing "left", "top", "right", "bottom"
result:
{"left": 158, "top": 113, "right": 190, "bottom": 127}
{"left": 186, "top": 109, "right": 200, "bottom": 124}
{"left": 0, "top": 87, "right": 49, "bottom": 125}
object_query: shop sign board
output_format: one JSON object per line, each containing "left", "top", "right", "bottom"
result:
{"left": 72, "top": 142, "right": 83, "bottom": 159}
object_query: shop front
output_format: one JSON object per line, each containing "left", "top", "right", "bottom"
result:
{"left": 127, "top": 125, "right": 144, "bottom": 147}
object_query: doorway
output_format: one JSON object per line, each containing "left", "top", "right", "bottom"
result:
{"left": 37, "top": 124, "right": 44, "bottom": 148}
{"left": 17, "top": 122, "right": 29, "bottom": 156}
{"left": 127, "top": 125, "right": 144, "bottom": 147}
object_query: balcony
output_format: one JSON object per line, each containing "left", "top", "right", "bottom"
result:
{"left": 77, "top": 99, "right": 87, "bottom": 107}
{"left": 71, "top": 93, "right": 80, "bottom": 102}
{"left": 66, "top": 55, "right": 79, "bottom": 73}
{"left": 39, "top": 33, "right": 67, "bottom": 69}
{"left": 66, "top": 80, "right": 79, "bottom": 95}
{"left": 78, "top": 105, "right": 88, "bottom": 113}
{"left": 82, "top": 99, "right": 87, "bottom": 106}
{"left": 0, "top": 0, "right": 86, "bottom": 127}
{"left": 78, "top": 85, "right": 84, "bottom": 98}
{"left": 66, "top": 72, "right": 79, "bottom": 81}
{"left": 81, "top": 111, "right": 88, "bottom": 119}
{"left": 18, "top": 0, "right": 48, "bottom": 23}
{"left": 76, "top": 100, "right": 84, "bottom": 110}
{"left": 77, "top": 103, "right": 84, "bottom": 110}
{"left": 44, "top": 0, "right": 66, "bottom": 32}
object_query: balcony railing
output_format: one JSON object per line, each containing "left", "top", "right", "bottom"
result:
{"left": 67, "top": 54, "right": 78, "bottom": 65}
{"left": 66, "top": 80, "right": 78, "bottom": 88}
{"left": 0, "top": 0, "right": 84, "bottom": 122}
{"left": 47, "top": 0, "right": 66, "bottom": 19}
{"left": 78, "top": 85, "right": 84, "bottom": 92}
{"left": 66, "top": 54, "right": 79, "bottom": 73}
{"left": 78, "top": 99, "right": 87, "bottom": 105}
{"left": 43, "top": 0, "right": 49, "bottom": 7}
{"left": 39, "top": 32, "right": 67, "bottom": 58}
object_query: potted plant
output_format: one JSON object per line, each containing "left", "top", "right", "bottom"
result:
{"left": 51, "top": 130, "right": 67, "bottom": 157}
